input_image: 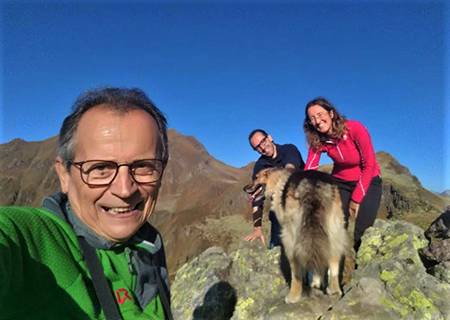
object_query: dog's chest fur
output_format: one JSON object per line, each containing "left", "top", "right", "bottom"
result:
{"left": 265, "top": 171, "right": 298, "bottom": 224}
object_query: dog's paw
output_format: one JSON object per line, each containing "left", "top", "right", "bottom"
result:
{"left": 310, "top": 277, "right": 321, "bottom": 289}
{"left": 326, "top": 286, "right": 342, "bottom": 296}
{"left": 285, "top": 294, "right": 301, "bottom": 304}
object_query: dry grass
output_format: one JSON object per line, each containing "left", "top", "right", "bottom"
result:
{"left": 400, "top": 213, "right": 440, "bottom": 231}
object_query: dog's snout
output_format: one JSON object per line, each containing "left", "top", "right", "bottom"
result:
{"left": 243, "top": 182, "right": 260, "bottom": 194}
{"left": 243, "top": 183, "right": 254, "bottom": 194}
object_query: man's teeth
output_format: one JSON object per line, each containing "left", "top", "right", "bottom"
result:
{"left": 106, "top": 207, "right": 135, "bottom": 215}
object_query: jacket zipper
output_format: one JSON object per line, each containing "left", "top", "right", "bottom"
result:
{"left": 336, "top": 144, "right": 344, "bottom": 161}
{"left": 124, "top": 247, "right": 135, "bottom": 275}
{"left": 326, "top": 140, "right": 344, "bottom": 161}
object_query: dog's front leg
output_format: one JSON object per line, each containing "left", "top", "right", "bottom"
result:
{"left": 285, "top": 264, "right": 302, "bottom": 304}
{"left": 326, "top": 256, "right": 342, "bottom": 296}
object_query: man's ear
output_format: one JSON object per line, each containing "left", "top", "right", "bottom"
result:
{"left": 267, "top": 134, "right": 273, "bottom": 142}
{"left": 55, "top": 157, "right": 70, "bottom": 194}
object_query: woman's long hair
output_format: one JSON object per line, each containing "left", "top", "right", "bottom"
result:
{"left": 303, "top": 97, "right": 348, "bottom": 150}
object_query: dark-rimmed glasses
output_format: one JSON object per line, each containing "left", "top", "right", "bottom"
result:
{"left": 253, "top": 135, "right": 268, "bottom": 152}
{"left": 69, "top": 159, "right": 166, "bottom": 187}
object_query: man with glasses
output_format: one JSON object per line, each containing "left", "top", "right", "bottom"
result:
{"left": 244, "top": 129, "right": 305, "bottom": 248}
{"left": 0, "top": 87, "right": 172, "bottom": 319}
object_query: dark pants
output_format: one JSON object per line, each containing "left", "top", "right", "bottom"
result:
{"left": 268, "top": 210, "right": 282, "bottom": 249}
{"left": 335, "top": 175, "right": 382, "bottom": 252}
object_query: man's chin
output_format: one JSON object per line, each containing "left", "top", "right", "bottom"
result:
{"left": 98, "top": 222, "right": 143, "bottom": 243}
{"left": 105, "top": 231, "right": 136, "bottom": 243}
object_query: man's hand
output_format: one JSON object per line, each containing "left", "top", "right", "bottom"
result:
{"left": 244, "top": 227, "right": 265, "bottom": 244}
{"left": 349, "top": 200, "right": 360, "bottom": 221}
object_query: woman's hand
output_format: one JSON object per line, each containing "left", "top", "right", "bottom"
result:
{"left": 349, "top": 200, "right": 360, "bottom": 221}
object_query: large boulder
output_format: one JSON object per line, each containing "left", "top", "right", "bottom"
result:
{"left": 419, "top": 206, "right": 450, "bottom": 286}
{"left": 424, "top": 206, "right": 450, "bottom": 240}
{"left": 333, "top": 220, "right": 450, "bottom": 320}
{"left": 171, "top": 220, "right": 450, "bottom": 319}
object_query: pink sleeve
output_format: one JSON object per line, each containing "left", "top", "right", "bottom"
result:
{"left": 350, "top": 121, "right": 377, "bottom": 203}
{"left": 305, "top": 147, "right": 321, "bottom": 171}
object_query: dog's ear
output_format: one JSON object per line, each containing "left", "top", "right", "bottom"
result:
{"left": 256, "top": 168, "right": 273, "bottom": 181}
{"left": 262, "top": 169, "right": 272, "bottom": 179}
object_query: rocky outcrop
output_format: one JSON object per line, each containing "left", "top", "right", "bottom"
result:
{"left": 383, "top": 184, "right": 411, "bottom": 219}
{"left": 337, "top": 220, "right": 450, "bottom": 320}
{"left": 419, "top": 206, "right": 450, "bottom": 287}
{"left": 171, "top": 220, "right": 450, "bottom": 319}
{"left": 424, "top": 206, "right": 450, "bottom": 240}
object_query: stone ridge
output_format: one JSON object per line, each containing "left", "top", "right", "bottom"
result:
{"left": 171, "top": 219, "right": 450, "bottom": 320}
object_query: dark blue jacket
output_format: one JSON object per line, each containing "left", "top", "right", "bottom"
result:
{"left": 252, "top": 143, "right": 305, "bottom": 207}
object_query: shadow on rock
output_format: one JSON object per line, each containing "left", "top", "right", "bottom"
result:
{"left": 193, "top": 281, "right": 237, "bottom": 320}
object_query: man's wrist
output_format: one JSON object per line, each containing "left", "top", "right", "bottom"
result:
{"left": 252, "top": 207, "right": 263, "bottom": 227}
{"left": 253, "top": 218, "right": 262, "bottom": 227}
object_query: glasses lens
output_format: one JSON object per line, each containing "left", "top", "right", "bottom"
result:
{"left": 81, "top": 161, "right": 117, "bottom": 185}
{"left": 131, "top": 160, "right": 164, "bottom": 183}
{"left": 255, "top": 136, "right": 267, "bottom": 151}
{"left": 310, "top": 112, "right": 327, "bottom": 124}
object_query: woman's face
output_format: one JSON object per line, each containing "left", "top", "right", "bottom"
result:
{"left": 307, "top": 104, "right": 334, "bottom": 135}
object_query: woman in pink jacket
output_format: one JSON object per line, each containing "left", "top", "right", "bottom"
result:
{"left": 303, "top": 97, "right": 382, "bottom": 252}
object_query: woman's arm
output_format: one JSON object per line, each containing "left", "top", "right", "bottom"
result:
{"left": 349, "top": 121, "right": 377, "bottom": 204}
{"left": 304, "top": 147, "right": 322, "bottom": 171}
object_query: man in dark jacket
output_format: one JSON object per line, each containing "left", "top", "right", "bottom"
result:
{"left": 244, "top": 129, "right": 305, "bottom": 248}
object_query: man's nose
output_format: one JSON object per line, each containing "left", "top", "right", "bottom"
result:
{"left": 109, "top": 166, "right": 137, "bottom": 197}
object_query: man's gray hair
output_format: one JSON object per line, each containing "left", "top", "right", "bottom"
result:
{"left": 58, "top": 87, "right": 169, "bottom": 168}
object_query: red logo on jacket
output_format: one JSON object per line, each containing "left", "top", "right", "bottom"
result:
{"left": 116, "top": 289, "right": 133, "bottom": 305}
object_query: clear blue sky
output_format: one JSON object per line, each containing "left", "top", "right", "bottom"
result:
{"left": 1, "top": 0, "right": 448, "bottom": 193}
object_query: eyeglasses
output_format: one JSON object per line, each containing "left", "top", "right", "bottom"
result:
{"left": 68, "top": 159, "right": 166, "bottom": 187}
{"left": 308, "top": 112, "right": 329, "bottom": 124}
{"left": 253, "top": 135, "right": 268, "bottom": 152}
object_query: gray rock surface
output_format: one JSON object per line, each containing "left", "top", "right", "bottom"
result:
{"left": 424, "top": 206, "right": 450, "bottom": 240}
{"left": 420, "top": 206, "right": 450, "bottom": 286}
{"left": 171, "top": 220, "right": 450, "bottom": 319}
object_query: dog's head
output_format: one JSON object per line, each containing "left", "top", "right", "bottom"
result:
{"left": 243, "top": 168, "right": 284, "bottom": 204}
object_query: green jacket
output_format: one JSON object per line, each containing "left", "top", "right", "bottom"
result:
{"left": 0, "top": 193, "right": 169, "bottom": 319}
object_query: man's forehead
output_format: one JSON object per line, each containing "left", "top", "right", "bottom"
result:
{"left": 251, "top": 132, "right": 266, "bottom": 142}
{"left": 78, "top": 104, "right": 158, "bottom": 127}
{"left": 73, "top": 105, "right": 160, "bottom": 155}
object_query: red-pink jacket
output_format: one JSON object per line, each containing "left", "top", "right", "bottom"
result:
{"left": 305, "top": 120, "right": 381, "bottom": 203}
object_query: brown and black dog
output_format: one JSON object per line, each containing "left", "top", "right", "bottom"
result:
{"left": 244, "top": 168, "right": 348, "bottom": 303}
